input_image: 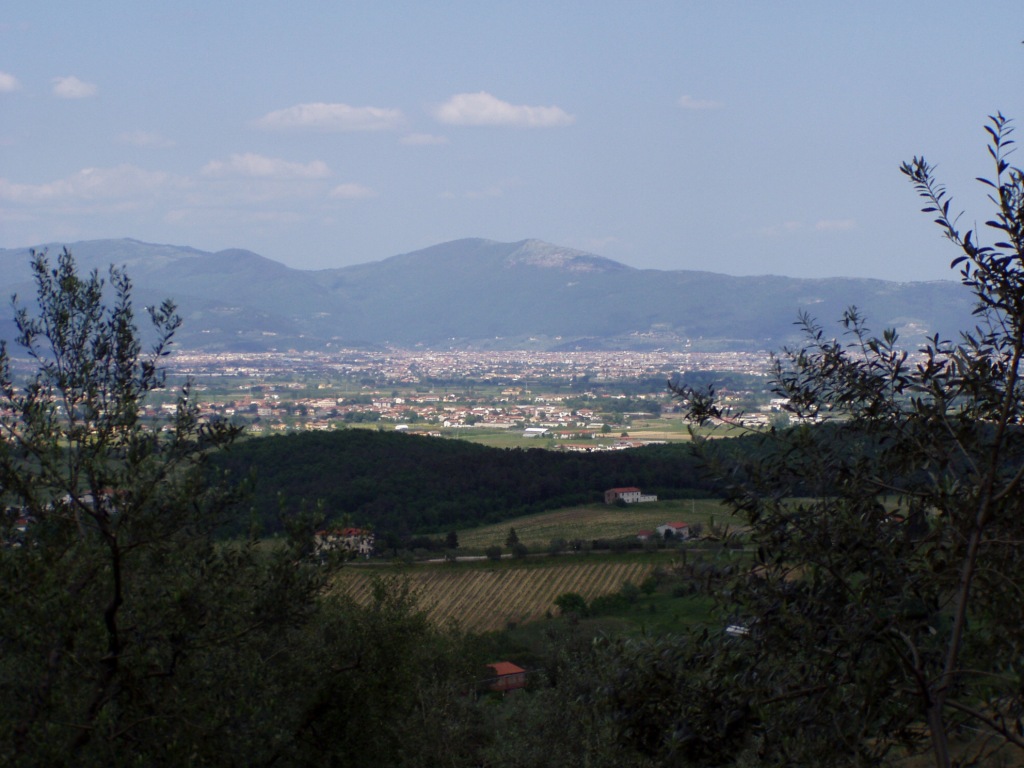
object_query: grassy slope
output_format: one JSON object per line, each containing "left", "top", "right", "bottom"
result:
{"left": 454, "top": 498, "right": 729, "bottom": 551}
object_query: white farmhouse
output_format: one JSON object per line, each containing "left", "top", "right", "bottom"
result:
{"left": 604, "top": 486, "right": 658, "bottom": 504}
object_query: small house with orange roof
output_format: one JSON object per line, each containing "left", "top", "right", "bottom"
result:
{"left": 486, "top": 662, "right": 527, "bottom": 693}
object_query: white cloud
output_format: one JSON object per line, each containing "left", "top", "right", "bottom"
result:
{"left": 0, "top": 165, "right": 169, "bottom": 203}
{"left": 0, "top": 71, "right": 20, "bottom": 93}
{"left": 52, "top": 75, "right": 98, "bottom": 99}
{"left": 678, "top": 94, "right": 723, "bottom": 110}
{"left": 330, "top": 183, "right": 377, "bottom": 199}
{"left": 400, "top": 132, "right": 448, "bottom": 146}
{"left": 433, "top": 92, "right": 575, "bottom": 127}
{"left": 201, "top": 153, "right": 330, "bottom": 180}
{"left": 118, "top": 130, "right": 176, "bottom": 148}
{"left": 254, "top": 102, "right": 403, "bottom": 131}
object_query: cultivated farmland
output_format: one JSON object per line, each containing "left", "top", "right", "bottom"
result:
{"left": 334, "top": 559, "right": 659, "bottom": 632}
{"left": 455, "top": 498, "right": 727, "bottom": 551}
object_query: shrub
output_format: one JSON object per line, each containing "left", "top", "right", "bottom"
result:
{"left": 554, "top": 592, "right": 588, "bottom": 617}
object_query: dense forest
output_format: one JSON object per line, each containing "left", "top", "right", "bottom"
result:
{"left": 213, "top": 428, "right": 716, "bottom": 537}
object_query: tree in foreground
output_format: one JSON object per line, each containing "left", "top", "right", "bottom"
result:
{"left": 0, "top": 250, "right": 482, "bottom": 766}
{"left": 0, "top": 249, "right": 324, "bottom": 763}
{"left": 669, "top": 113, "right": 1024, "bottom": 767}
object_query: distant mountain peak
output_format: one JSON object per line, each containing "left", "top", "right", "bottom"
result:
{"left": 0, "top": 237, "right": 970, "bottom": 353}
{"left": 504, "top": 239, "right": 632, "bottom": 273}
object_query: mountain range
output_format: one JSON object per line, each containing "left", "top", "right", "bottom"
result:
{"left": 0, "top": 238, "right": 974, "bottom": 353}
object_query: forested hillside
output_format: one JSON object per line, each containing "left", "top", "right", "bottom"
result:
{"left": 213, "top": 429, "right": 713, "bottom": 536}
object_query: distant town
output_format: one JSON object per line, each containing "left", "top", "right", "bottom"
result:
{"left": 121, "top": 347, "right": 782, "bottom": 444}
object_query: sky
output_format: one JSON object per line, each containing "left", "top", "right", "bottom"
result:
{"left": 1, "top": 2, "right": 1022, "bottom": 282}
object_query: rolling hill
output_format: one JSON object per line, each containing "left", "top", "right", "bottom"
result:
{"left": 0, "top": 237, "right": 973, "bottom": 352}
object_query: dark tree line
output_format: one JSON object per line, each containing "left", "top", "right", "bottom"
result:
{"left": 212, "top": 428, "right": 716, "bottom": 538}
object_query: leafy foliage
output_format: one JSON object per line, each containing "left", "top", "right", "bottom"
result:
{"left": 0, "top": 251, "right": 485, "bottom": 766}
{"left": 554, "top": 591, "right": 589, "bottom": 617}
{"left": 669, "top": 114, "right": 1024, "bottom": 766}
{"left": 0, "top": 252, "right": 313, "bottom": 763}
{"left": 281, "top": 578, "right": 487, "bottom": 767}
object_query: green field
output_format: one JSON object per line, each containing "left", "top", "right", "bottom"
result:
{"left": 455, "top": 498, "right": 732, "bottom": 551}
{"left": 401, "top": 417, "right": 746, "bottom": 449}
{"left": 327, "top": 498, "right": 746, "bottom": 635}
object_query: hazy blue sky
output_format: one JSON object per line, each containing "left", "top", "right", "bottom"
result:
{"left": 1, "top": 2, "right": 1021, "bottom": 280}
